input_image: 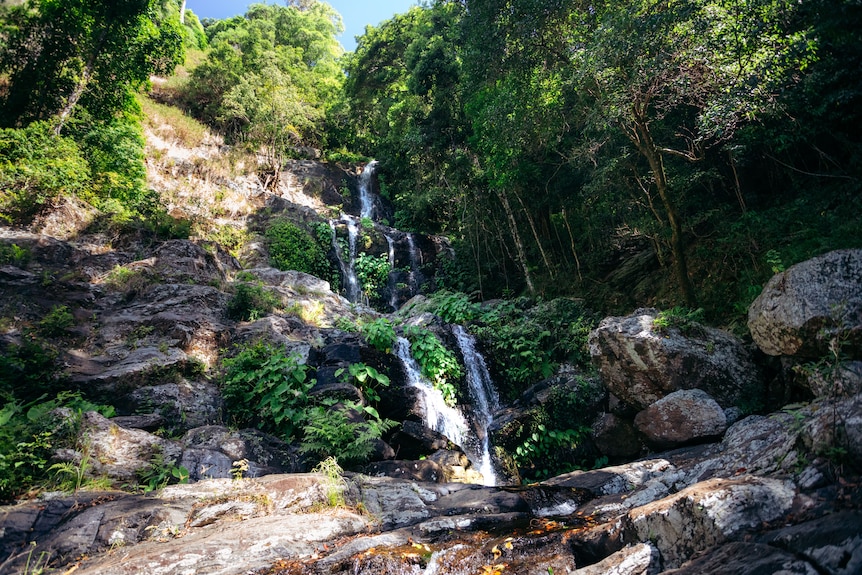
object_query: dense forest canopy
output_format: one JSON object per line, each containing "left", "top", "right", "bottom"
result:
{"left": 1, "top": 0, "right": 860, "bottom": 322}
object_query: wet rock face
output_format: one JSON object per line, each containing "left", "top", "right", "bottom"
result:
{"left": 748, "top": 248, "right": 862, "bottom": 360}
{"left": 634, "top": 389, "right": 728, "bottom": 448}
{"left": 625, "top": 476, "right": 796, "bottom": 569}
{"left": 589, "top": 308, "right": 762, "bottom": 410}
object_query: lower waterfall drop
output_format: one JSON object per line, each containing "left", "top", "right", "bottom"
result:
{"left": 453, "top": 325, "right": 501, "bottom": 486}
{"left": 395, "top": 337, "right": 468, "bottom": 448}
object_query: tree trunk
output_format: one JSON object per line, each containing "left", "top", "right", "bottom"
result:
{"left": 55, "top": 29, "right": 108, "bottom": 135}
{"left": 497, "top": 189, "right": 535, "bottom": 295}
{"left": 512, "top": 188, "right": 555, "bottom": 279}
{"left": 631, "top": 116, "right": 697, "bottom": 307}
{"left": 180, "top": 0, "right": 187, "bottom": 24}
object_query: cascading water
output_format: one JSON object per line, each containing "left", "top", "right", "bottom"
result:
{"left": 453, "top": 325, "right": 501, "bottom": 486}
{"left": 330, "top": 216, "right": 361, "bottom": 302}
{"left": 395, "top": 337, "right": 468, "bottom": 448}
{"left": 385, "top": 232, "right": 398, "bottom": 311}
{"left": 358, "top": 160, "right": 379, "bottom": 220}
{"left": 406, "top": 233, "right": 426, "bottom": 294}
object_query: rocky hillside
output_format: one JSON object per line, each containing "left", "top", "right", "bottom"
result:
{"left": 0, "top": 117, "right": 860, "bottom": 574}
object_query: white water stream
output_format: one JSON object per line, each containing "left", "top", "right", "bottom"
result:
{"left": 395, "top": 333, "right": 501, "bottom": 486}
{"left": 452, "top": 325, "right": 501, "bottom": 485}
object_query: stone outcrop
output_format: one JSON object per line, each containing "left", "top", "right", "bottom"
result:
{"left": 748, "top": 248, "right": 862, "bottom": 359}
{"left": 3, "top": 391, "right": 859, "bottom": 575}
{"left": 589, "top": 308, "right": 761, "bottom": 409}
{"left": 634, "top": 388, "right": 727, "bottom": 447}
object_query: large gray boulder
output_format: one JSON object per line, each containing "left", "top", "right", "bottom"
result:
{"left": 748, "top": 249, "right": 862, "bottom": 359}
{"left": 634, "top": 389, "right": 727, "bottom": 447}
{"left": 589, "top": 308, "right": 761, "bottom": 409}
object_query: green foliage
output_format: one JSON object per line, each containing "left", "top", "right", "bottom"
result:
{"left": 334, "top": 316, "right": 358, "bottom": 332}
{"left": 0, "top": 391, "right": 113, "bottom": 502}
{"left": 472, "top": 299, "right": 596, "bottom": 401}
{"left": 182, "top": 2, "right": 343, "bottom": 151}
{"left": 359, "top": 318, "right": 396, "bottom": 353}
{"left": 508, "top": 381, "right": 603, "bottom": 482}
{"left": 300, "top": 399, "right": 395, "bottom": 467}
{"left": 75, "top": 116, "right": 148, "bottom": 210}
{"left": 103, "top": 265, "right": 154, "bottom": 296}
{"left": 513, "top": 424, "right": 591, "bottom": 482}
{"left": 404, "top": 325, "right": 461, "bottom": 406}
{"left": 221, "top": 341, "right": 313, "bottom": 439}
{"left": 0, "top": 335, "right": 63, "bottom": 403}
{"left": 311, "top": 456, "right": 347, "bottom": 507}
{"left": 0, "top": 243, "right": 31, "bottom": 267}
{"left": 428, "top": 290, "right": 479, "bottom": 324}
{"left": 0, "top": 0, "right": 185, "bottom": 128}
{"left": 652, "top": 307, "right": 706, "bottom": 334}
{"left": 38, "top": 305, "right": 74, "bottom": 337}
{"left": 354, "top": 252, "right": 391, "bottom": 302}
{"left": 137, "top": 448, "right": 189, "bottom": 492}
{"left": 0, "top": 122, "right": 89, "bottom": 223}
{"left": 337, "top": 362, "right": 390, "bottom": 404}
{"left": 226, "top": 282, "right": 280, "bottom": 321}
{"left": 266, "top": 219, "right": 333, "bottom": 281}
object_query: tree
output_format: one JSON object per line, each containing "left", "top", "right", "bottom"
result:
{"left": 564, "top": 0, "right": 815, "bottom": 305}
{"left": 0, "top": 0, "right": 185, "bottom": 131}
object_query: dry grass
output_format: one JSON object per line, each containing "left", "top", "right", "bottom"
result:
{"left": 138, "top": 94, "right": 210, "bottom": 149}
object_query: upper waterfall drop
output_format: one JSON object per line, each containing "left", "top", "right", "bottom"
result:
{"left": 359, "top": 160, "right": 379, "bottom": 221}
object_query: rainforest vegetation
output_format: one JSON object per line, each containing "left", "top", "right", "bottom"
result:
{"left": 0, "top": 0, "right": 860, "bottom": 494}
{"left": 2, "top": 0, "right": 860, "bottom": 322}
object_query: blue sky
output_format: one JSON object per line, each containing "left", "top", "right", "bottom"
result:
{"left": 185, "top": 1, "right": 419, "bottom": 52}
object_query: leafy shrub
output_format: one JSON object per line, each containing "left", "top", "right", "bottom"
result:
{"left": 0, "top": 122, "right": 90, "bottom": 224}
{"left": 0, "top": 243, "right": 31, "bottom": 267}
{"left": 405, "top": 326, "right": 462, "bottom": 405}
{"left": 0, "top": 392, "right": 113, "bottom": 502}
{"left": 221, "top": 341, "right": 313, "bottom": 439}
{"left": 360, "top": 318, "right": 396, "bottom": 352}
{"left": 428, "top": 290, "right": 479, "bottom": 324}
{"left": 512, "top": 424, "right": 592, "bottom": 482}
{"left": 266, "top": 220, "right": 332, "bottom": 281}
{"left": 472, "top": 298, "right": 598, "bottom": 401}
{"left": 39, "top": 305, "right": 74, "bottom": 337}
{"left": 79, "top": 117, "right": 148, "bottom": 210}
{"left": 300, "top": 399, "right": 395, "bottom": 467}
{"left": 652, "top": 306, "right": 705, "bottom": 334}
{"left": 136, "top": 448, "right": 190, "bottom": 492}
{"left": 355, "top": 252, "right": 391, "bottom": 302}
{"left": 0, "top": 336, "right": 63, "bottom": 403}
{"left": 226, "top": 282, "right": 280, "bottom": 321}
{"left": 103, "top": 265, "right": 154, "bottom": 295}
{"left": 337, "top": 362, "right": 391, "bottom": 404}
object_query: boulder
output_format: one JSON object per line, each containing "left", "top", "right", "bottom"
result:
{"left": 180, "top": 426, "right": 304, "bottom": 480}
{"left": 589, "top": 308, "right": 761, "bottom": 409}
{"left": 54, "top": 411, "right": 181, "bottom": 483}
{"left": 665, "top": 542, "right": 819, "bottom": 574}
{"left": 125, "top": 377, "right": 223, "bottom": 433}
{"left": 625, "top": 476, "right": 796, "bottom": 569}
{"left": 757, "top": 511, "right": 862, "bottom": 575}
{"left": 748, "top": 248, "right": 862, "bottom": 359}
{"left": 151, "top": 239, "right": 238, "bottom": 285}
{"left": 634, "top": 389, "right": 727, "bottom": 448}
{"left": 572, "top": 543, "right": 661, "bottom": 575}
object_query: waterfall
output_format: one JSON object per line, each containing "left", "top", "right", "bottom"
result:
{"left": 395, "top": 337, "right": 468, "bottom": 448}
{"left": 330, "top": 216, "right": 361, "bottom": 302}
{"left": 358, "top": 160, "right": 379, "bottom": 221}
{"left": 406, "top": 233, "right": 426, "bottom": 294}
{"left": 452, "top": 325, "right": 501, "bottom": 486}
{"left": 385, "top": 232, "right": 398, "bottom": 312}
